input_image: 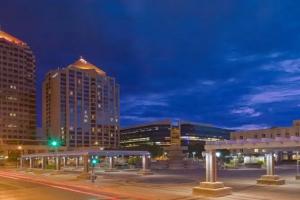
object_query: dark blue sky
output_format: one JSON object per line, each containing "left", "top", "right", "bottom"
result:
{"left": 1, "top": 0, "right": 300, "bottom": 129}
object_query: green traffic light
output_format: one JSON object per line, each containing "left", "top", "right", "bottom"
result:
{"left": 48, "top": 138, "right": 61, "bottom": 148}
{"left": 92, "top": 159, "right": 97, "bottom": 164}
{"left": 51, "top": 140, "right": 58, "bottom": 147}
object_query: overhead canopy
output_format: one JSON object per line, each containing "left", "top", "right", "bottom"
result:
{"left": 205, "top": 136, "right": 300, "bottom": 151}
{"left": 21, "top": 150, "right": 150, "bottom": 158}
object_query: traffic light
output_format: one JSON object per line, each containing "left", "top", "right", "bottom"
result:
{"left": 48, "top": 138, "right": 61, "bottom": 148}
{"left": 91, "top": 156, "right": 100, "bottom": 166}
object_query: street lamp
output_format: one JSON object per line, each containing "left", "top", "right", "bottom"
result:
{"left": 192, "top": 151, "right": 196, "bottom": 160}
{"left": 17, "top": 145, "right": 23, "bottom": 168}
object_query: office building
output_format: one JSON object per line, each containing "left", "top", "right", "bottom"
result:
{"left": 120, "top": 120, "right": 231, "bottom": 148}
{"left": 42, "top": 57, "right": 120, "bottom": 148}
{"left": 0, "top": 30, "right": 36, "bottom": 144}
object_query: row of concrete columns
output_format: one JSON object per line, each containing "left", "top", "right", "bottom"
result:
{"left": 204, "top": 151, "right": 277, "bottom": 183}
{"left": 193, "top": 150, "right": 281, "bottom": 197}
{"left": 21, "top": 155, "right": 150, "bottom": 173}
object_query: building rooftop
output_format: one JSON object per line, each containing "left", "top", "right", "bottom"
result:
{"left": 0, "top": 30, "right": 25, "bottom": 46}
{"left": 69, "top": 57, "right": 106, "bottom": 76}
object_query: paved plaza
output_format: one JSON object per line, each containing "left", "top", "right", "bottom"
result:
{"left": 0, "top": 165, "right": 299, "bottom": 200}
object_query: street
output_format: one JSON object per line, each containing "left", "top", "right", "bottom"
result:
{"left": 0, "top": 174, "right": 116, "bottom": 200}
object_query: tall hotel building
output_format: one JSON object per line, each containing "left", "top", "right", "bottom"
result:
{"left": 43, "top": 57, "right": 120, "bottom": 149}
{"left": 0, "top": 30, "right": 36, "bottom": 144}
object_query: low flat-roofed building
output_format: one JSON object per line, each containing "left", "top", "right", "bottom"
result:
{"left": 231, "top": 120, "right": 300, "bottom": 140}
{"left": 121, "top": 120, "right": 231, "bottom": 154}
{"left": 230, "top": 120, "right": 300, "bottom": 160}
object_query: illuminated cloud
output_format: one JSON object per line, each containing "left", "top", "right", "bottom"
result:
{"left": 231, "top": 107, "right": 262, "bottom": 117}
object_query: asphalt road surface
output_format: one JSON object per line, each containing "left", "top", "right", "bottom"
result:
{"left": 0, "top": 176, "right": 114, "bottom": 200}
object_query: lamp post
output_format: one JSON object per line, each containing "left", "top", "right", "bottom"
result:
{"left": 192, "top": 152, "right": 196, "bottom": 160}
{"left": 17, "top": 145, "right": 22, "bottom": 168}
{"left": 297, "top": 152, "right": 299, "bottom": 177}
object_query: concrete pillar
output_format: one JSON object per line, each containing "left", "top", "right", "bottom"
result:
{"left": 257, "top": 153, "right": 285, "bottom": 185}
{"left": 105, "top": 156, "right": 119, "bottom": 172}
{"left": 29, "top": 158, "right": 33, "bottom": 169}
{"left": 41, "top": 157, "right": 46, "bottom": 169}
{"left": 266, "top": 153, "right": 275, "bottom": 175}
{"left": 20, "top": 158, "right": 23, "bottom": 168}
{"left": 138, "top": 155, "right": 153, "bottom": 175}
{"left": 193, "top": 150, "right": 231, "bottom": 197}
{"left": 83, "top": 155, "right": 89, "bottom": 173}
{"left": 108, "top": 157, "right": 114, "bottom": 170}
{"left": 63, "top": 157, "right": 67, "bottom": 167}
{"left": 55, "top": 156, "right": 61, "bottom": 170}
{"left": 76, "top": 157, "right": 80, "bottom": 168}
{"left": 76, "top": 155, "right": 90, "bottom": 179}
{"left": 142, "top": 155, "right": 147, "bottom": 171}
{"left": 205, "top": 150, "right": 217, "bottom": 182}
{"left": 296, "top": 155, "right": 300, "bottom": 180}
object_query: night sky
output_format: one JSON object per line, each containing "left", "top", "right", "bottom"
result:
{"left": 1, "top": 1, "right": 300, "bottom": 129}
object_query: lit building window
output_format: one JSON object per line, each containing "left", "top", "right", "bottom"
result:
{"left": 7, "top": 96, "right": 17, "bottom": 100}
{"left": 9, "top": 113, "right": 16, "bottom": 117}
{"left": 10, "top": 85, "right": 17, "bottom": 89}
{"left": 7, "top": 124, "right": 17, "bottom": 128}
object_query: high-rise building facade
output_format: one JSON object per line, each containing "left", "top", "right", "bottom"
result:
{"left": 43, "top": 57, "right": 120, "bottom": 149}
{"left": 0, "top": 30, "right": 36, "bottom": 144}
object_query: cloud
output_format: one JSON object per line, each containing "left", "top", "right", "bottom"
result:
{"left": 267, "top": 52, "right": 283, "bottom": 58}
{"left": 279, "top": 76, "right": 300, "bottom": 82}
{"left": 226, "top": 52, "right": 283, "bottom": 63}
{"left": 245, "top": 86, "right": 300, "bottom": 105}
{"left": 226, "top": 78, "right": 237, "bottom": 83}
{"left": 231, "top": 107, "right": 262, "bottom": 117}
{"left": 121, "top": 78, "right": 218, "bottom": 125}
{"left": 121, "top": 93, "right": 169, "bottom": 112}
{"left": 226, "top": 54, "right": 259, "bottom": 62}
{"left": 225, "top": 124, "right": 270, "bottom": 131}
{"left": 122, "top": 78, "right": 217, "bottom": 111}
{"left": 262, "top": 58, "right": 300, "bottom": 73}
{"left": 122, "top": 115, "right": 166, "bottom": 122}
{"left": 200, "top": 80, "right": 216, "bottom": 85}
